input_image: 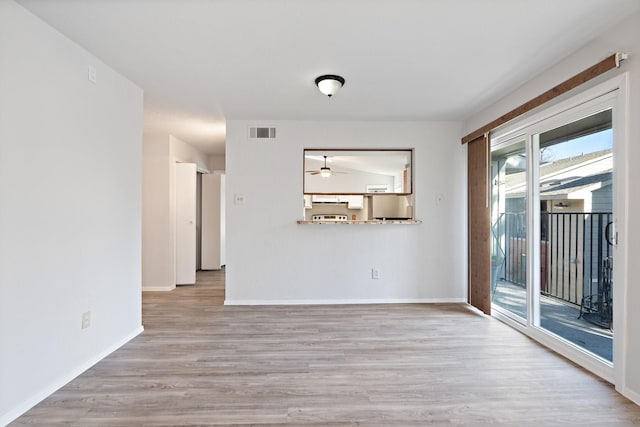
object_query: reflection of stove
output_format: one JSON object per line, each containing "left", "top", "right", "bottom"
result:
{"left": 312, "top": 214, "right": 348, "bottom": 221}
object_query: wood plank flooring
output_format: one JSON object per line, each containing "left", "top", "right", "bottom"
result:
{"left": 12, "top": 270, "right": 640, "bottom": 426}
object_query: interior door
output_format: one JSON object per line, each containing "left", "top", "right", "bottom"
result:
{"left": 175, "top": 162, "right": 197, "bottom": 285}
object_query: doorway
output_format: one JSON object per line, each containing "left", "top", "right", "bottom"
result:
{"left": 489, "top": 81, "right": 625, "bottom": 379}
{"left": 175, "top": 164, "right": 227, "bottom": 285}
{"left": 534, "top": 110, "right": 613, "bottom": 361}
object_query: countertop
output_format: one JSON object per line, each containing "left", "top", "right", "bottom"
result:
{"left": 297, "top": 219, "right": 422, "bottom": 225}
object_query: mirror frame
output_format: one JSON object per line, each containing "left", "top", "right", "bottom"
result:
{"left": 303, "top": 148, "right": 414, "bottom": 195}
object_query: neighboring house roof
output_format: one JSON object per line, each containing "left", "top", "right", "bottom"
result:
{"left": 541, "top": 171, "right": 612, "bottom": 198}
{"left": 539, "top": 148, "right": 612, "bottom": 176}
{"left": 504, "top": 149, "right": 612, "bottom": 199}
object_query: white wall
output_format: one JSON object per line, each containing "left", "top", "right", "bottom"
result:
{"left": 225, "top": 120, "right": 465, "bottom": 304}
{"left": 0, "top": 1, "right": 143, "bottom": 424}
{"left": 142, "top": 134, "right": 210, "bottom": 291}
{"left": 462, "top": 11, "right": 640, "bottom": 403}
{"left": 171, "top": 135, "right": 210, "bottom": 173}
{"left": 210, "top": 155, "right": 226, "bottom": 172}
{"left": 142, "top": 134, "right": 173, "bottom": 290}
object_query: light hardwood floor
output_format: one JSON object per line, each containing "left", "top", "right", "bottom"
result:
{"left": 12, "top": 270, "right": 640, "bottom": 426}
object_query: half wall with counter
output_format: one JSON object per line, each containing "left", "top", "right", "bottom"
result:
{"left": 302, "top": 149, "right": 417, "bottom": 224}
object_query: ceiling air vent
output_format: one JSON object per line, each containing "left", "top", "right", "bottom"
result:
{"left": 248, "top": 127, "right": 276, "bottom": 139}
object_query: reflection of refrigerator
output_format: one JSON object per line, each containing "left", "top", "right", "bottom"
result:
{"left": 372, "top": 195, "right": 411, "bottom": 219}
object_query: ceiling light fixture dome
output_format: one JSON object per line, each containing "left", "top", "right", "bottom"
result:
{"left": 315, "top": 74, "right": 345, "bottom": 97}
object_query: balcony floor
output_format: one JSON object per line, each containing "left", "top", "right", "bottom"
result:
{"left": 492, "top": 280, "right": 613, "bottom": 362}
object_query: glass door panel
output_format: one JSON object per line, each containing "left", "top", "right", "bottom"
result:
{"left": 491, "top": 140, "right": 527, "bottom": 320}
{"left": 536, "top": 109, "right": 613, "bottom": 362}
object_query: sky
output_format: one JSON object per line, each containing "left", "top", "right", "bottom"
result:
{"left": 543, "top": 129, "right": 612, "bottom": 161}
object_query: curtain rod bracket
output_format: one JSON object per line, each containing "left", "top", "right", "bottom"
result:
{"left": 615, "top": 52, "right": 629, "bottom": 68}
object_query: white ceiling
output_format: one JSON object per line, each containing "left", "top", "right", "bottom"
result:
{"left": 16, "top": 0, "right": 640, "bottom": 155}
{"left": 306, "top": 150, "right": 411, "bottom": 176}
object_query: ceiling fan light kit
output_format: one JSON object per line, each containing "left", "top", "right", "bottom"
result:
{"left": 315, "top": 74, "right": 345, "bottom": 97}
{"left": 306, "top": 155, "right": 346, "bottom": 177}
{"left": 320, "top": 155, "right": 331, "bottom": 178}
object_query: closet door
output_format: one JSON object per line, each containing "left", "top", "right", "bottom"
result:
{"left": 468, "top": 135, "right": 491, "bottom": 315}
{"left": 175, "top": 162, "right": 197, "bottom": 285}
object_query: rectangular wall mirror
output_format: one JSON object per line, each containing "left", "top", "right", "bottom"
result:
{"left": 304, "top": 149, "right": 412, "bottom": 195}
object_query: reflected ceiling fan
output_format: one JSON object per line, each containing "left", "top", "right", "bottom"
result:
{"left": 306, "top": 155, "right": 347, "bottom": 178}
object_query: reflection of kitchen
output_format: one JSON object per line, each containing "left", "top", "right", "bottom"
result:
{"left": 303, "top": 194, "right": 413, "bottom": 221}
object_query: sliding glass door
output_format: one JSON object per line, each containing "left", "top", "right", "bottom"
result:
{"left": 534, "top": 109, "right": 613, "bottom": 362}
{"left": 490, "top": 96, "right": 618, "bottom": 369}
{"left": 491, "top": 139, "right": 528, "bottom": 321}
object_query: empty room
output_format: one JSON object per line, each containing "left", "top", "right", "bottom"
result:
{"left": 2, "top": 0, "right": 640, "bottom": 425}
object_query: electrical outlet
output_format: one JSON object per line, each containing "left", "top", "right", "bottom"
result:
{"left": 371, "top": 268, "right": 380, "bottom": 280}
{"left": 234, "top": 194, "right": 246, "bottom": 205}
{"left": 82, "top": 311, "right": 91, "bottom": 329}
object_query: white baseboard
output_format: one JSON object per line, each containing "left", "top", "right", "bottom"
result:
{"left": 142, "top": 285, "right": 175, "bottom": 292}
{"left": 224, "top": 298, "right": 465, "bottom": 306}
{"left": 620, "top": 385, "right": 640, "bottom": 406}
{"left": 1, "top": 325, "right": 144, "bottom": 427}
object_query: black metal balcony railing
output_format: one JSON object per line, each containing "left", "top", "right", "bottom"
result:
{"left": 493, "top": 212, "right": 613, "bottom": 327}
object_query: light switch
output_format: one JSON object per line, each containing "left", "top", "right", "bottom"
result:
{"left": 82, "top": 311, "right": 91, "bottom": 329}
{"left": 88, "top": 66, "right": 97, "bottom": 83}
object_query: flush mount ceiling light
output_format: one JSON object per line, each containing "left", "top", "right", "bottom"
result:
{"left": 315, "top": 74, "right": 345, "bottom": 97}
